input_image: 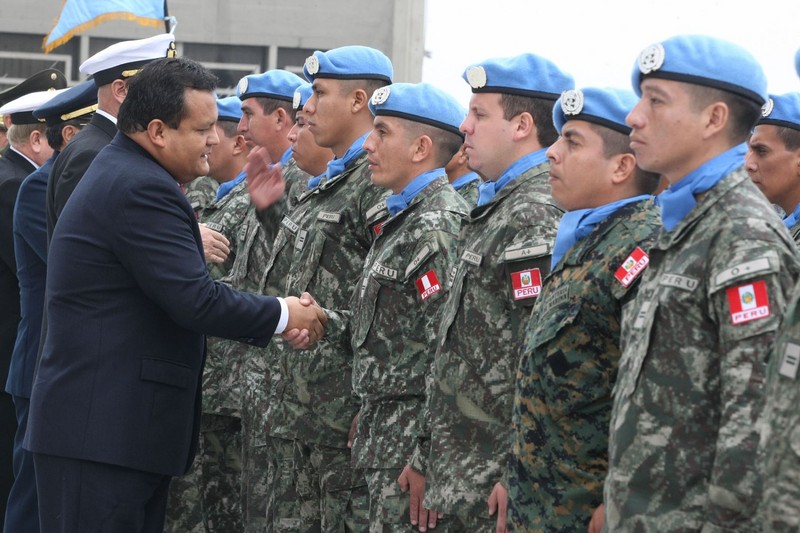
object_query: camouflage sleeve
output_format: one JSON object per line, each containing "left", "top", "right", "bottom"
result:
{"left": 320, "top": 307, "right": 351, "bottom": 345}
{"left": 706, "top": 245, "right": 796, "bottom": 529}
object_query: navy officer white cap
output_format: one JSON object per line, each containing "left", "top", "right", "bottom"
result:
{"left": 80, "top": 33, "right": 175, "bottom": 87}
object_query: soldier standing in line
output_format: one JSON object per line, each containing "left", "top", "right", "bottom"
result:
{"left": 506, "top": 87, "right": 661, "bottom": 532}
{"left": 443, "top": 144, "right": 480, "bottom": 206}
{"left": 746, "top": 92, "right": 800, "bottom": 243}
{"left": 401, "top": 54, "right": 572, "bottom": 532}
{"left": 243, "top": 46, "right": 392, "bottom": 532}
{"left": 600, "top": 35, "right": 800, "bottom": 532}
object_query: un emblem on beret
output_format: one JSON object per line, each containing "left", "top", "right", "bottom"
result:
{"left": 466, "top": 66, "right": 487, "bottom": 89}
{"left": 371, "top": 86, "right": 391, "bottom": 106}
{"left": 293, "top": 90, "right": 302, "bottom": 109}
{"left": 305, "top": 55, "right": 320, "bottom": 75}
{"left": 561, "top": 89, "right": 584, "bottom": 115}
{"left": 638, "top": 43, "right": 665, "bottom": 74}
{"left": 761, "top": 97, "right": 774, "bottom": 117}
{"left": 237, "top": 77, "right": 248, "bottom": 96}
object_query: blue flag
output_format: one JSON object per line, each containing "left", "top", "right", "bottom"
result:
{"left": 43, "top": 0, "right": 166, "bottom": 52}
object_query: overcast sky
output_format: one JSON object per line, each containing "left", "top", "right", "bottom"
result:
{"left": 422, "top": 0, "right": 800, "bottom": 106}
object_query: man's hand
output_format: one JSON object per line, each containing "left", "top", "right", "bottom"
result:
{"left": 487, "top": 482, "right": 508, "bottom": 533}
{"left": 283, "top": 293, "right": 326, "bottom": 346}
{"left": 398, "top": 465, "right": 439, "bottom": 531}
{"left": 199, "top": 223, "right": 230, "bottom": 264}
{"left": 245, "top": 146, "right": 285, "bottom": 209}
{"left": 588, "top": 504, "right": 604, "bottom": 533}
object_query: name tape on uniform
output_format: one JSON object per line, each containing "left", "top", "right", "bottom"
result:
{"left": 281, "top": 216, "right": 300, "bottom": 234}
{"left": 416, "top": 270, "right": 441, "bottom": 301}
{"left": 366, "top": 200, "right": 388, "bottom": 220}
{"left": 405, "top": 245, "right": 434, "bottom": 278}
{"left": 504, "top": 244, "right": 549, "bottom": 262}
{"left": 317, "top": 211, "right": 342, "bottom": 223}
{"left": 295, "top": 229, "right": 308, "bottom": 250}
{"left": 615, "top": 247, "right": 649, "bottom": 287}
{"left": 715, "top": 258, "right": 771, "bottom": 286}
{"left": 725, "top": 280, "right": 770, "bottom": 325}
{"left": 659, "top": 273, "right": 699, "bottom": 292}
{"left": 461, "top": 250, "right": 482, "bottom": 266}
{"left": 372, "top": 262, "right": 398, "bottom": 280}
{"left": 511, "top": 268, "right": 542, "bottom": 300}
{"left": 779, "top": 342, "right": 800, "bottom": 379}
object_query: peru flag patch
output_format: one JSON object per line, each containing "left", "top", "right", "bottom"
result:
{"left": 373, "top": 222, "right": 384, "bottom": 237}
{"left": 726, "top": 280, "right": 770, "bottom": 325}
{"left": 416, "top": 270, "right": 441, "bottom": 301}
{"left": 511, "top": 268, "right": 542, "bottom": 300}
{"left": 615, "top": 247, "right": 649, "bottom": 287}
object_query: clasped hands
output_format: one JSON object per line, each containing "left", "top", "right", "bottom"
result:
{"left": 283, "top": 292, "right": 327, "bottom": 348}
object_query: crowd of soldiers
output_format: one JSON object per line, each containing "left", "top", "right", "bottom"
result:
{"left": 0, "top": 28, "right": 799, "bottom": 533}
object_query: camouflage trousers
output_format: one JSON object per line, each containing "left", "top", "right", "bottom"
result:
{"left": 363, "top": 468, "right": 420, "bottom": 533}
{"left": 244, "top": 436, "right": 369, "bottom": 532}
{"left": 165, "top": 414, "right": 243, "bottom": 532}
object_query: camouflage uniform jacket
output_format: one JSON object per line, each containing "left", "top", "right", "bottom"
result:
{"left": 244, "top": 152, "right": 389, "bottom": 448}
{"left": 184, "top": 175, "right": 219, "bottom": 217}
{"left": 348, "top": 176, "right": 468, "bottom": 470}
{"left": 256, "top": 158, "right": 308, "bottom": 248}
{"left": 604, "top": 169, "right": 800, "bottom": 532}
{"left": 508, "top": 198, "right": 660, "bottom": 532}
{"left": 421, "top": 160, "right": 562, "bottom": 513}
{"left": 454, "top": 178, "right": 479, "bottom": 207}
{"left": 760, "top": 285, "right": 800, "bottom": 531}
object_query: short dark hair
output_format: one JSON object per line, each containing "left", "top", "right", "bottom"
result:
{"left": 686, "top": 84, "right": 762, "bottom": 144}
{"left": 500, "top": 93, "right": 560, "bottom": 148}
{"left": 216, "top": 120, "right": 239, "bottom": 139}
{"left": 118, "top": 57, "right": 218, "bottom": 134}
{"left": 45, "top": 118, "right": 89, "bottom": 151}
{"left": 404, "top": 121, "right": 464, "bottom": 168}
{"left": 588, "top": 123, "right": 661, "bottom": 195}
{"left": 338, "top": 79, "right": 390, "bottom": 100}
{"left": 253, "top": 96, "right": 294, "bottom": 118}
{"left": 775, "top": 126, "right": 800, "bottom": 151}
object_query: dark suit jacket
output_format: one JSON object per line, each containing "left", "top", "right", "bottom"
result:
{"left": 6, "top": 155, "right": 53, "bottom": 398}
{"left": 46, "top": 113, "right": 116, "bottom": 239}
{"left": 0, "top": 148, "right": 36, "bottom": 386}
{"left": 27, "top": 133, "right": 282, "bottom": 477}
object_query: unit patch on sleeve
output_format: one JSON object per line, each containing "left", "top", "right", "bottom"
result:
{"left": 726, "top": 280, "right": 770, "bottom": 325}
{"left": 416, "top": 270, "right": 441, "bottom": 301}
{"left": 615, "top": 247, "right": 649, "bottom": 287}
{"left": 511, "top": 268, "right": 542, "bottom": 300}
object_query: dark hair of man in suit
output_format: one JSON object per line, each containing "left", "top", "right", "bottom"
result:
{"left": 118, "top": 57, "right": 218, "bottom": 134}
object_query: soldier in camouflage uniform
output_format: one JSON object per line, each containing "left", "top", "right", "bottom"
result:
{"left": 184, "top": 175, "right": 219, "bottom": 216}
{"left": 746, "top": 92, "right": 800, "bottom": 244}
{"left": 507, "top": 87, "right": 661, "bottom": 532}
{"left": 402, "top": 54, "right": 571, "bottom": 532}
{"left": 601, "top": 35, "right": 800, "bottom": 532}
{"left": 242, "top": 47, "right": 393, "bottom": 532}
{"left": 319, "top": 82, "right": 468, "bottom": 531}
{"left": 443, "top": 144, "right": 480, "bottom": 206}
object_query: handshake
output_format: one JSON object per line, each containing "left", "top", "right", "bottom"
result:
{"left": 283, "top": 292, "right": 327, "bottom": 348}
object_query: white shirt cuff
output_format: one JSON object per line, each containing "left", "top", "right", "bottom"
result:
{"left": 274, "top": 297, "right": 289, "bottom": 334}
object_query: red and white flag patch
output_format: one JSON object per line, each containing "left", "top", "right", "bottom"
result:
{"left": 372, "top": 222, "right": 384, "bottom": 237}
{"left": 511, "top": 268, "right": 542, "bottom": 300}
{"left": 726, "top": 280, "right": 770, "bottom": 325}
{"left": 615, "top": 247, "right": 649, "bottom": 287}
{"left": 416, "top": 270, "right": 441, "bottom": 301}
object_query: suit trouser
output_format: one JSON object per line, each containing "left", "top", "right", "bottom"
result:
{"left": 0, "top": 391, "right": 16, "bottom": 528}
{"left": 3, "top": 395, "right": 38, "bottom": 533}
{"left": 34, "top": 452, "right": 171, "bottom": 533}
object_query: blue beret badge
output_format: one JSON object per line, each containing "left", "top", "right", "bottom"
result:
{"left": 305, "top": 55, "right": 320, "bottom": 76}
{"left": 761, "top": 97, "right": 774, "bottom": 117}
{"left": 238, "top": 77, "right": 248, "bottom": 95}
{"left": 371, "top": 86, "right": 391, "bottom": 105}
{"left": 638, "top": 43, "right": 665, "bottom": 74}
{"left": 561, "top": 89, "right": 584, "bottom": 115}
{"left": 466, "top": 66, "right": 487, "bottom": 89}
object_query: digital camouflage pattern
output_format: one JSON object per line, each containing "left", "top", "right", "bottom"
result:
{"left": 241, "top": 153, "right": 387, "bottom": 531}
{"left": 363, "top": 467, "right": 416, "bottom": 532}
{"left": 789, "top": 218, "right": 800, "bottom": 245}
{"left": 256, "top": 158, "right": 310, "bottom": 253}
{"left": 421, "top": 160, "right": 562, "bottom": 520}
{"left": 508, "top": 199, "right": 660, "bottom": 532}
{"left": 184, "top": 175, "right": 219, "bottom": 217}
{"left": 348, "top": 176, "right": 468, "bottom": 471}
{"left": 760, "top": 285, "right": 800, "bottom": 531}
{"left": 604, "top": 169, "right": 800, "bottom": 532}
{"left": 454, "top": 178, "right": 479, "bottom": 207}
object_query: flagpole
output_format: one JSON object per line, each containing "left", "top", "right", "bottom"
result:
{"left": 163, "top": 0, "right": 170, "bottom": 32}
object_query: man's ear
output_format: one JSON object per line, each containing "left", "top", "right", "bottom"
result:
{"left": 513, "top": 111, "right": 535, "bottom": 141}
{"left": 111, "top": 79, "right": 128, "bottom": 105}
{"left": 351, "top": 88, "right": 369, "bottom": 114}
{"left": 701, "top": 101, "right": 729, "bottom": 140}
{"left": 146, "top": 119, "right": 168, "bottom": 148}
{"left": 610, "top": 153, "right": 637, "bottom": 185}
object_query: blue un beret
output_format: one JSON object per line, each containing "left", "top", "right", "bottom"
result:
{"left": 462, "top": 53, "right": 574, "bottom": 100}
{"left": 292, "top": 82, "right": 313, "bottom": 111}
{"left": 368, "top": 82, "right": 466, "bottom": 138}
{"left": 237, "top": 70, "right": 304, "bottom": 103}
{"left": 757, "top": 92, "right": 800, "bottom": 131}
{"left": 553, "top": 87, "right": 638, "bottom": 135}
{"left": 216, "top": 96, "right": 242, "bottom": 123}
{"left": 632, "top": 35, "right": 767, "bottom": 105}
{"left": 32, "top": 79, "right": 97, "bottom": 127}
{"left": 303, "top": 46, "right": 393, "bottom": 84}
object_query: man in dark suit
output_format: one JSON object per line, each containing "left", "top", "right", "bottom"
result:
{"left": 26, "top": 56, "right": 326, "bottom": 533}
{"left": 0, "top": 70, "right": 66, "bottom": 527}
{"left": 4, "top": 79, "right": 96, "bottom": 533}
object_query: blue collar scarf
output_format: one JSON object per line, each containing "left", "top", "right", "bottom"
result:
{"left": 451, "top": 171, "right": 480, "bottom": 190}
{"left": 280, "top": 146, "right": 292, "bottom": 166}
{"left": 784, "top": 203, "right": 800, "bottom": 230}
{"left": 215, "top": 170, "right": 246, "bottom": 200}
{"left": 323, "top": 132, "right": 369, "bottom": 183}
{"left": 307, "top": 173, "right": 325, "bottom": 189}
{"left": 551, "top": 195, "right": 652, "bottom": 269}
{"left": 476, "top": 148, "right": 548, "bottom": 206}
{"left": 658, "top": 143, "right": 746, "bottom": 231}
{"left": 386, "top": 168, "right": 444, "bottom": 216}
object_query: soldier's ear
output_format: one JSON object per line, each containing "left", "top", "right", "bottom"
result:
{"left": 610, "top": 153, "right": 636, "bottom": 186}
